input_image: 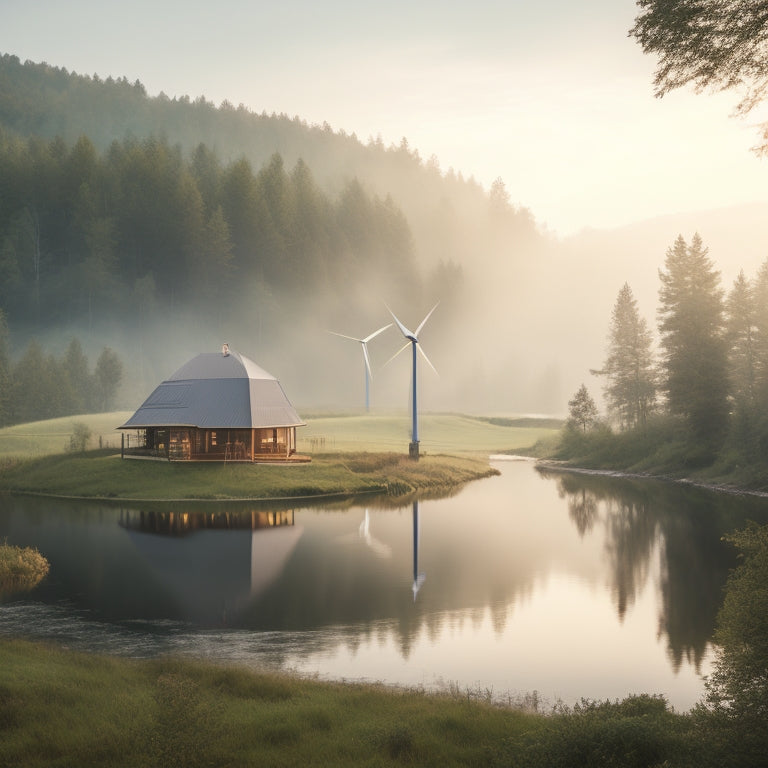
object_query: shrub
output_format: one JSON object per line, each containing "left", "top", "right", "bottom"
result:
{"left": 67, "top": 422, "right": 92, "bottom": 452}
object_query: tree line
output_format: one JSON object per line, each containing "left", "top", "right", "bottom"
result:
{"left": 0, "top": 309, "right": 122, "bottom": 426}
{"left": 565, "top": 233, "right": 768, "bottom": 469}
{"left": 0, "top": 129, "right": 421, "bottom": 330}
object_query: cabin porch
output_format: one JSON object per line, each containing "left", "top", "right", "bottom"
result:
{"left": 122, "top": 426, "right": 310, "bottom": 463}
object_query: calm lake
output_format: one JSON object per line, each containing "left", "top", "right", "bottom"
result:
{"left": 2, "top": 458, "right": 768, "bottom": 712}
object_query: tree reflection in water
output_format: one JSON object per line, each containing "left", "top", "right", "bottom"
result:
{"left": 538, "top": 466, "right": 765, "bottom": 671}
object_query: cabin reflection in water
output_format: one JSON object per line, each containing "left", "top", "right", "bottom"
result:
{"left": 118, "top": 507, "right": 302, "bottom": 626}
{"left": 119, "top": 508, "right": 295, "bottom": 536}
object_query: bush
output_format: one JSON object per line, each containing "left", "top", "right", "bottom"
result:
{"left": 67, "top": 422, "right": 92, "bottom": 452}
{"left": 500, "top": 695, "right": 696, "bottom": 768}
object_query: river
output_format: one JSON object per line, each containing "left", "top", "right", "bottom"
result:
{"left": 2, "top": 458, "right": 767, "bottom": 711}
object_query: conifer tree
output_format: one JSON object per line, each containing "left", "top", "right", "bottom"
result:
{"left": 657, "top": 234, "right": 729, "bottom": 449}
{"left": 600, "top": 283, "right": 656, "bottom": 430}
{"left": 0, "top": 309, "right": 9, "bottom": 426}
{"left": 726, "top": 270, "right": 757, "bottom": 445}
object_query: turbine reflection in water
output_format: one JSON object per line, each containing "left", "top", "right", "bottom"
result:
{"left": 412, "top": 500, "right": 425, "bottom": 601}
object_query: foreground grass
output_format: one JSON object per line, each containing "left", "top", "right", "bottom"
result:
{"left": 0, "top": 639, "right": 703, "bottom": 768}
{"left": 0, "top": 450, "right": 498, "bottom": 500}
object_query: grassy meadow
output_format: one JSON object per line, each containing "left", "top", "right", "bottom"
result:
{"left": 0, "top": 411, "right": 558, "bottom": 500}
{"left": 0, "top": 410, "right": 559, "bottom": 461}
{"left": 0, "top": 639, "right": 702, "bottom": 768}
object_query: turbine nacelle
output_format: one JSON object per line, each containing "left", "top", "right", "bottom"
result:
{"left": 385, "top": 303, "right": 439, "bottom": 374}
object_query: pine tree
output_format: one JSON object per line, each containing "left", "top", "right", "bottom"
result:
{"left": 0, "top": 308, "right": 9, "bottom": 426}
{"left": 600, "top": 283, "right": 656, "bottom": 430}
{"left": 93, "top": 347, "right": 123, "bottom": 412}
{"left": 657, "top": 234, "right": 729, "bottom": 449}
{"left": 568, "top": 384, "right": 599, "bottom": 433}
{"left": 726, "top": 270, "right": 757, "bottom": 445}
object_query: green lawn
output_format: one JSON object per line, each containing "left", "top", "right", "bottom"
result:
{"left": 0, "top": 412, "right": 132, "bottom": 458}
{"left": 299, "top": 411, "right": 558, "bottom": 454}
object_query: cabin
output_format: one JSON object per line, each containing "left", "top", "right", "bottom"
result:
{"left": 119, "top": 344, "right": 309, "bottom": 462}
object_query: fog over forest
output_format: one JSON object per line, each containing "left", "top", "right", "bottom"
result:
{"left": 3, "top": 55, "right": 768, "bottom": 420}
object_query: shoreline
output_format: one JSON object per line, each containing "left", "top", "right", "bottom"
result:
{"left": 0, "top": 451, "right": 499, "bottom": 504}
{"left": 535, "top": 459, "right": 768, "bottom": 499}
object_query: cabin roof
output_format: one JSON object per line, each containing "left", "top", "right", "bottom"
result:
{"left": 119, "top": 348, "right": 304, "bottom": 430}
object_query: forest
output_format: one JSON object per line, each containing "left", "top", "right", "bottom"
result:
{"left": 560, "top": 233, "right": 768, "bottom": 480}
{"left": 0, "top": 53, "right": 551, "bottom": 417}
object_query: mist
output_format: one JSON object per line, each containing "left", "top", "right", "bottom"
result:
{"left": 3, "top": 57, "right": 768, "bottom": 425}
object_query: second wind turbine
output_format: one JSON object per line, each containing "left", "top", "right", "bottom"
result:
{"left": 329, "top": 323, "right": 392, "bottom": 411}
{"left": 386, "top": 303, "right": 438, "bottom": 459}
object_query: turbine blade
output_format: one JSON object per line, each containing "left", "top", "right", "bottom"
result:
{"left": 418, "top": 344, "right": 438, "bottom": 375}
{"left": 362, "top": 323, "right": 392, "bottom": 343}
{"left": 385, "top": 304, "right": 414, "bottom": 340}
{"left": 415, "top": 302, "right": 439, "bottom": 338}
{"left": 384, "top": 341, "right": 411, "bottom": 367}
{"left": 361, "top": 342, "right": 373, "bottom": 379}
{"left": 328, "top": 330, "right": 362, "bottom": 343}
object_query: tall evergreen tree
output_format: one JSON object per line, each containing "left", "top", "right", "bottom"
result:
{"left": 0, "top": 308, "right": 10, "bottom": 426}
{"left": 62, "top": 337, "right": 92, "bottom": 414}
{"left": 93, "top": 346, "right": 123, "bottom": 412}
{"left": 751, "top": 258, "right": 768, "bottom": 398}
{"left": 657, "top": 234, "right": 729, "bottom": 449}
{"left": 726, "top": 270, "right": 757, "bottom": 446}
{"left": 599, "top": 283, "right": 656, "bottom": 430}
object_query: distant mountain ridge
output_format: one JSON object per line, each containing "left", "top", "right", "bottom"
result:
{"left": 0, "top": 52, "right": 541, "bottom": 270}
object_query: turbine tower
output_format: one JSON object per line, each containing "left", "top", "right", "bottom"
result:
{"left": 329, "top": 323, "right": 391, "bottom": 411}
{"left": 386, "top": 303, "right": 438, "bottom": 459}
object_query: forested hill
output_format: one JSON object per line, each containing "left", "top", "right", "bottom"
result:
{"left": 0, "top": 51, "right": 554, "bottom": 413}
{"left": 0, "top": 53, "right": 542, "bottom": 269}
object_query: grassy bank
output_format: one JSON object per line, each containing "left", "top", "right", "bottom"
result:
{"left": 0, "top": 639, "right": 702, "bottom": 768}
{"left": 0, "top": 450, "right": 498, "bottom": 501}
{"left": 0, "top": 411, "right": 559, "bottom": 460}
{"left": 0, "top": 411, "right": 557, "bottom": 500}
{"left": 546, "top": 416, "right": 768, "bottom": 494}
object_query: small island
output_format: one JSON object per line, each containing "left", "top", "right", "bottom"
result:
{"left": 0, "top": 542, "right": 50, "bottom": 596}
{"left": 0, "top": 449, "right": 499, "bottom": 501}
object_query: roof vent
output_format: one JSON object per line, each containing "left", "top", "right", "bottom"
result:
{"left": 222, "top": 343, "right": 230, "bottom": 357}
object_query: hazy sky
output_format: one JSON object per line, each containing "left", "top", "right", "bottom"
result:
{"left": 2, "top": 0, "right": 767, "bottom": 235}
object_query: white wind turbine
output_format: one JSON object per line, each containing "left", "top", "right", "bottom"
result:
{"left": 329, "top": 323, "right": 392, "bottom": 411}
{"left": 385, "top": 303, "right": 438, "bottom": 458}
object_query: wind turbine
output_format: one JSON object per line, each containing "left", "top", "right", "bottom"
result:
{"left": 329, "top": 323, "right": 392, "bottom": 411}
{"left": 385, "top": 303, "right": 438, "bottom": 459}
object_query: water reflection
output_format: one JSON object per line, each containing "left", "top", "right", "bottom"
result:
{"left": 538, "top": 466, "right": 768, "bottom": 670}
{"left": 412, "top": 500, "right": 425, "bottom": 601}
{"left": 2, "top": 461, "right": 768, "bottom": 710}
{"left": 119, "top": 507, "right": 296, "bottom": 535}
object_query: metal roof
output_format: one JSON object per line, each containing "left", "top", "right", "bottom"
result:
{"left": 120, "top": 349, "right": 304, "bottom": 429}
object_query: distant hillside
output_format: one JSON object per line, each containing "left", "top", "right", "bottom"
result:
{"left": 0, "top": 51, "right": 553, "bottom": 415}
{"left": 0, "top": 53, "right": 543, "bottom": 270}
{"left": 3, "top": 53, "right": 768, "bottom": 419}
